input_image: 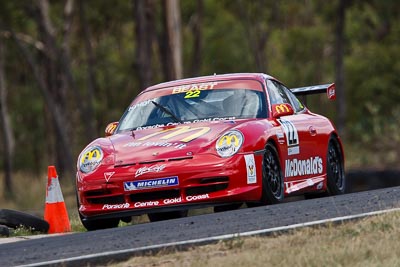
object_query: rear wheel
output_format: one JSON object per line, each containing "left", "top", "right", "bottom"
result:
{"left": 148, "top": 210, "right": 188, "bottom": 222}
{"left": 253, "top": 142, "right": 284, "bottom": 205}
{"left": 326, "top": 136, "right": 345, "bottom": 195}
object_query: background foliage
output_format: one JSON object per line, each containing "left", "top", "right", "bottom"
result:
{"left": 0, "top": 0, "right": 399, "bottom": 198}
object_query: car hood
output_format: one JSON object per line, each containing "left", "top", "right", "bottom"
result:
{"left": 109, "top": 121, "right": 242, "bottom": 165}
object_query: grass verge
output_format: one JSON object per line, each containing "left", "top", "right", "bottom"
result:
{"left": 110, "top": 211, "right": 400, "bottom": 267}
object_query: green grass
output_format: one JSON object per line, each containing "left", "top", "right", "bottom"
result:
{"left": 111, "top": 211, "right": 400, "bottom": 267}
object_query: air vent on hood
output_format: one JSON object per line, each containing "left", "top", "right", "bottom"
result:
{"left": 168, "top": 156, "right": 193, "bottom": 162}
{"left": 138, "top": 159, "right": 166, "bottom": 165}
{"left": 115, "top": 163, "right": 136, "bottom": 168}
{"left": 115, "top": 156, "right": 193, "bottom": 167}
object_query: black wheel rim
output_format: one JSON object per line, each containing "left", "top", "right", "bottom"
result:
{"left": 328, "top": 142, "right": 344, "bottom": 190}
{"left": 264, "top": 147, "right": 282, "bottom": 199}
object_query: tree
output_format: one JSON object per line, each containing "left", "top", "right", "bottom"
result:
{"left": 133, "top": 0, "right": 155, "bottom": 90}
{"left": 79, "top": 0, "right": 98, "bottom": 136}
{"left": 0, "top": 36, "right": 15, "bottom": 198}
{"left": 189, "top": 0, "right": 204, "bottom": 77}
{"left": 160, "top": 0, "right": 183, "bottom": 80}
{"left": 335, "top": 0, "right": 347, "bottom": 137}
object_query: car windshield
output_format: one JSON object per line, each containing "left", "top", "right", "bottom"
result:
{"left": 117, "top": 88, "right": 267, "bottom": 131}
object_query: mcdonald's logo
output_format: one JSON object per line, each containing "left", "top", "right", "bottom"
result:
{"left": 218, "top": 134, "right": 240, "bottom": 147}
{"left": 105, "top": 123, "right": 118, "bottom": 135}
{"left": 80, "top": 146, "right": 103, "bottom": 165}
{"left": 248, "top": 165, "right": 254, "bottom": 175}
{"left": 275, "top": 104, "right": 290, "bottom": 114}
{"left": 138, "top": 126, "right": 210, "bottom": 143}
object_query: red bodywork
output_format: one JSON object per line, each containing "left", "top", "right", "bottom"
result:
{"left": 76, "top": 73, "right": 343, "bottom": 220}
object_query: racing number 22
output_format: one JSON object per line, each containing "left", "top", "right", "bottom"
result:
{"left": 184, "top": 90, "right": 201, "bottom": 99}
{"left": 279, "top": 119, "right": 299, "bottom": 146}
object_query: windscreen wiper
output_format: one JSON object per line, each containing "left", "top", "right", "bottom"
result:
{"left": 151, "top": 101, "right": 183, "bottom": 123}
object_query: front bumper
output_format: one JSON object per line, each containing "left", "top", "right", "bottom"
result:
{"left": 77, "top": 153, "right": 262, "bottom": 220}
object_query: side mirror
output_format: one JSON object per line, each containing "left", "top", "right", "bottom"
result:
{"left": 105, "top": 122, "right": 119, "bottom": 137}
{"left": 271, "top": 103, "right": 295, "bottom": 118}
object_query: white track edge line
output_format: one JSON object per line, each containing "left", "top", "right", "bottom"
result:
{"left": 17, "top": 207, "right": 400, "bottom": 267}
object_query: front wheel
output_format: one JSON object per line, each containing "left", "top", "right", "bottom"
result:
{"left": 79, "top": 213, "right": 120, "bottom": 231}
{"left": 326, "top": 136, "right": 345, "bottom": 195}
{"left": 260, "top": 142, "right": 284, "bottom": 204}
{"left": 76, "top": 194, "right": 120, "bottom": 231}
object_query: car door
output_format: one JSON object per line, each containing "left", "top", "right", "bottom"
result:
{"left": 266, "top": 79, "right": 324, "bottom": 194}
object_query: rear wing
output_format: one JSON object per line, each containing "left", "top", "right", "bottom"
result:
{"left": 290, "top": 83, "right": 336, "bottom": 100}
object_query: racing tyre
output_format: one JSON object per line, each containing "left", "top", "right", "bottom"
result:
{"left": 0, "top": 209, "right": 49, "bottom": 233}
{"left": 326, "top": 136, "right": 345, "bottom": 195}
{"left": 260, "top": 142, "right": 284, "bottom": 204}
{"left": 148, "top": 210, "right": 188, "bottom": 222}
{"left": 76, "top": 194, "right": 120, "bottom": 231}
{"left": 0, "top": 224, "right": 10, "bottom": 237}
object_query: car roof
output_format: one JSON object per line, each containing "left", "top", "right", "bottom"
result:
{"left": 141, "top": 73, "right": 276, "bottom": 94}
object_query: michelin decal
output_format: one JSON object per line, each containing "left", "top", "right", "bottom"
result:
{"left": 124, "top": 176, "right": 179, "bottom": 191}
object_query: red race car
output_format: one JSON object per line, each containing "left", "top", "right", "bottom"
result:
{"left": 76, "top": 73, "right": 345, "bottom": 230}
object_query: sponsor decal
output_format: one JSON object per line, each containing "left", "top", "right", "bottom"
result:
{"left": 172, "top": 82, "right": 218, "bottom": 94}
{"left": 104, "top": 172, "right": 115, "bottom": 182}
{"left": 327, "top": 84, "right": 336, "bottom": 100}
{"left": 138, "top": 125, "right": 211, "bottom": 143}
{"left": 124, "top": 141, "right": 187, "bottom": 149}
{"left": 133, "top": 194, "right": 210, "bottom": 208}
{"left": 136, "top": 124, "right": 166, "bottom": 130}
{"left": 79, "top": 146, "right": 104, "bottom": 173}
{"left": 288, "top": 146, "right": 300, "bottom": 156}
{"left": 124, "top": 176, "right": 179, "bottom": 191}
{"left": 276, "top": 130, "right": 284, "bottom": 139}
{"left": 135, "top": 164, "right": 166, "bottom": 177}
{"left": 105, "top": 123, "right": 118, "bottom": 135}
{"left": 191, "top": 117, "right": 236, "bottom": 123}
{"left": 285, "top": 177, "right": 325, "bottom": 194}
{"left": 317, "top": 181, "right": 323, "bottom": 190}
{"left": 244, "top": 154, "right": 257, "bottom": 184}
{"left": 135, "top": 118, "right": 234, "bottom": 131}
{"left": 134, "top": 201, "right": 159, "bottom": 208}
{"left": 278, "top": 119, "right": 300, "bottom": 155}
{"left": 186, "top": 194, "right": 209, "bottom": 201}
{"left": 285, "top": 156, "right": 323, "bottom": 178}
{"left": 163, "top": 197, "right": 182, "bottom": 204}
{"left": 102, "top": 203, "right": 130, "bottom": 210}
{"left": 218, "top": 135, "right": 239, "bottom": 147}
{"left": 286, "top": 182, "right": 299, "bottom": 194}
{"left": 128, "top": 98, "right": 156, "bottom": 111}
{"left": 275, "top": 104, "right": 290, "bottom": 113}
{"left": 216, "top": 130, "right": 244, "bottom": 157}
{"left": 184, "top": 89, "right": 201, "bottom": 98}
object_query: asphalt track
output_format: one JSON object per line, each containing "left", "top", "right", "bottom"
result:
{"left": 1, "top": 185, "right": 400, "bottom": 266}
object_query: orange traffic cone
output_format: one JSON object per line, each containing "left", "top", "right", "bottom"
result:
{"left": 44, "top": 166, "right": 71, "bottom": 234}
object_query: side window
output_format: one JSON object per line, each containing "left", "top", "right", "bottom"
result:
{"left": 279, "top": 84, "right": 305, "bottom": 113}
{"left": 266, "top": 80, "right": 291, "bottom": 105}
{"left": 285, "top": 88, "right": 305, "bottom": 113}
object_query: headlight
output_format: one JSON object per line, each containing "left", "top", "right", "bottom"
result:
{"left": 216, "top": 130, "right": 244, "bottom": 157}
{"left": 78, "top": 146, "right": 104, "bottom": 173}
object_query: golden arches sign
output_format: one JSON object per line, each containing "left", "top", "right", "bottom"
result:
{"left": 275, "top": 104, "right": 290, "bottom": 114}
{"left": 138, "top": 126, "right": 211, "bottom": 143}
{"left": 218, "top": 135, "right": 240, "bottom": 147}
